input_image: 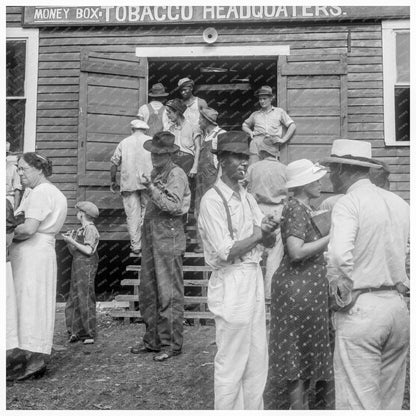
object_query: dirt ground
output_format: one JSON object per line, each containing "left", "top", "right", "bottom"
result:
{"left": 6, "top": 306, "right": 410, "bottom": 410}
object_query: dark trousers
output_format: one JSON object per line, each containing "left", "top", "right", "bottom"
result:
{"left": 139, "top": 217, "right": 185, "bottom": 352}
{"left": 65, "top": 253, "right": 98, "bottom": 339}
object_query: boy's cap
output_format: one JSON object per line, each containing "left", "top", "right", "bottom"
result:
{"left": 75, "top": 201, "right": 99, "bottom": 218}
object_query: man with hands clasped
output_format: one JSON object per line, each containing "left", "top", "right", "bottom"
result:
{"left": 198, "top": 131, "right": 280, "bottom": 410}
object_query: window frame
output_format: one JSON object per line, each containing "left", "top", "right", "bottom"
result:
{"left": 6, "top": 27, "right": 39, "bottom": 152}
{"left": 382, "top": 19, "right": 410, "bottom": 147}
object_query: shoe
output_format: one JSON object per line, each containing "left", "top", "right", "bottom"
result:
{"left": 130, "top": 345, "right": 159, "bottom": 354}
{"left": 69, "top": 334, "right": 80, "bottom": 343}
{"left": 16, "top": 364, "right": 46, "bottom": 381}
{"left": 83, "top": 338, "right": 94, "bottom": 345}
{"left": 153, "top": 349, "right": 182, "bottom": 362}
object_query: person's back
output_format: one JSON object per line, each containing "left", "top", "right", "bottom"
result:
{"left": 146, "top": 102, "right": 165, "bottom": 137}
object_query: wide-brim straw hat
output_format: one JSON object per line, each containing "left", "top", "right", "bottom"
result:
{"left": 75, "top": 201, "right": 99, "bottom": 218}
{"left": 143, "top": 131, "right": 179, "bottom": 154}
{"left": 148, "top": 83, "right": 169, "bottom": 97}
{"left": 286, "top": 159, "right": 327, "bottom": 189}
{"left": 320, "top": 139, "right": 382, "bottom": 169}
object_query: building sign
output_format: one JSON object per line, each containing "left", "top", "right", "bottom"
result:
{"left": 22, "top": 6, "right": 409, "bottom": 26}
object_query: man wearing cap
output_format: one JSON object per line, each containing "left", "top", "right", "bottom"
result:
{"left": 246, "top": 142, "right": 287, "bottom": 301}
{"left": 177, "top": 77, "right": 208, "bottom": 129}
{"left": 137, "top": 83, "right": 170, "bottom": 137}
{"left": 131, "top": 131, "right": 191, "bottom": 361}
{"left": 198, "top": 131, "right": 280, "bottom": 410}
{"left": 110, "top": 119, "right": 153, "bottom": 254}
{"left": 322, "top": 139, "right": 410, "bottom": 410}
{"left": 242, "top": 85, "right": 296, "bottom": 165}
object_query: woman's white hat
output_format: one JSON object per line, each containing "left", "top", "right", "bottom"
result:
{"left": 320, "top": 139, "right": 381, "bottom": 169}
{"left": 286, "top": 159, "right": 327, "bottom": 189}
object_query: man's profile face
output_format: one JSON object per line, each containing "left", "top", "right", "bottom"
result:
{"left": 258, "top": 95, "right": 272, "bottom": 109}
{"left": 151, "top": 152, "right": 171, "bottom": 170}
{"left": 329, "top": 164, "right": 344, "bottom": 193}
{"left": 221, "top": 152, "right": 249, "bottom": 182}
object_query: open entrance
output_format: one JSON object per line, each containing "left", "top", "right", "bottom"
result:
{"left": 148, "top": 58, "right": 277, "bottom": 130}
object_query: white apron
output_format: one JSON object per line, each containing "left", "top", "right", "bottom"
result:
{"left": 10, "top": 233, "right": 57, "bottom": 354}
{"left": 6, "top": 261, "right": 19, "bottom": 350}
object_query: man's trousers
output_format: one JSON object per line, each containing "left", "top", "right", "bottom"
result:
{"left": 333, "top": 290, "right": 409, "bottom": 409}
{"left": 208, "top": 262, "right": 268, "bottom": 410}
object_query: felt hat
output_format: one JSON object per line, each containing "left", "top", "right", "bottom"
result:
{"left": 255, "top": 85, "right": 274, "bottom": 96}
{"left": 211, "top": 131, "right": 251, "bottom": 156}
{"left": 285, "top": 159, "right": 327, "bottom": 189}
{"left": 320, "top": 139, "right": 382, "bottom": 169}
{"left": 148, "top": 83, "right": 169, "bottom": 97}
{"left": 200, "top": 108, "right": 218, "bottom": 125}
{"left": 130, "top": 119, "right": 149, "bottom": 130}
{"left": 166, "top": 98, "right": 187, "bottom": 115}
{"left": 178, "top": 77, "right": 194, "bottom": 89}
{"left": 75, "top": 201, "right": 99, "bottom": 218}
{"left": 143, "top": 131, "right": 179, "bottom": 154}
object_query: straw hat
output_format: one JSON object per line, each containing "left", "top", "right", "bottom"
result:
{"left": 321, "top": 139, "right": 382, "bottom": 169}
{"left": 286, "top": 159, "right": 327, "bottom": 189}
{"left": 148, "top": 83, "right": 169, "bottom": 97}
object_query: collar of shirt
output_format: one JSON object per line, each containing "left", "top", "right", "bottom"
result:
{"left": 346, "top": 178, "right": 372, "bottom": 194}
{"left": 259, "top": 106, "right": 275, "bottom": 115}
{"left": 216, "top": 178, "right": 245, "bottom": 202}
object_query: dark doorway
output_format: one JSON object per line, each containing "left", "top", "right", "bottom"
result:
{"left": 149, "top": 58, "right": 277, "bottom": 130}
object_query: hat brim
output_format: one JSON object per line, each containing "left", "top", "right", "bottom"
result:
{"left": 165, "top": 103, "right": 185, "bottom": 115}
{"left": 255, "top": 91, "right": 274, "bottom": 97}
{"left": 148, "top": 92, "right": 169, "bottom": 97}
{"left": 286, "top": 169, "right": 327, "bottom": 189}
{"left": 211, "top": 148, "right": 252, "bottom": 156}
{"left": 143, "top": 140, "right": 179, "bottom": 154}
{"left": 200, "top": 112, "right": 218, "bottom": 126}
{"left": 320, "top": 156, "right": 382, "bottom": 169}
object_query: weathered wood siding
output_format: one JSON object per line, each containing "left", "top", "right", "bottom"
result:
{"left": 7, "top": 7, "right": 410, "bottom": 238}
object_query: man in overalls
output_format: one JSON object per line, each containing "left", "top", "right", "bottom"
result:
{"left": 194, "top": 107, "right": 226, "bottom": 252}
{"left": 137, "top": 83, "right": 170, "bottom": 137}
{"left": 131, "top": 131, "right": 191, "bottom": 362}
{"left": 198, "top": 131, "right": 280, "bottom": 409}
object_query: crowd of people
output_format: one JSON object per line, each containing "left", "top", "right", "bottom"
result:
{"left": 5, "top": 79, "right": 410, "bottom": 411}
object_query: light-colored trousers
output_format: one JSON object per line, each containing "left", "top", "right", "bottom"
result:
{"left": 122, "top": 190, "right": 147, "bottom": 251}
{"left": 208, "top": 263, "right": 268, "bottom": 410}
{"left": 258, "top": 203, "right": 284, "bottom": 300}
{"left": 333, "top": 291, "right": 409, "bottom": 410}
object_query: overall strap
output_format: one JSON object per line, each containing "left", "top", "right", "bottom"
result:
{"left": 213, "top": 185, "right": 233, "bottom": 239}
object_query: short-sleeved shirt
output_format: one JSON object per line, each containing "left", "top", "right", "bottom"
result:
{"left": 168, "top": 119, "right": 201, "bottom": 156}
{"left": 23, "top": 182, "right": 68, "bottom": 235}
{"left": 110, "top": 131, "right": 153, "bottom": 192}
{"left": 243, "top": 106, "right": 294, "bottom": 139}
{"left": 74, "top": 223, "right": 100, "bottom": 254}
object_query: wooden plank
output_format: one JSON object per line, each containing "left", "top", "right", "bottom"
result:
{"left": 109, "top": 310, "right": 215, "bottom": 320}
{"left": 340, "top": 55, "right": 348, "bottom": 138}
{"left": 126, "top": 265, "right": 212, "bottom": 272}
{"left": 81, "top": 60, "right": 146, "bottom": 77}
{"left": 37, "top": 117, "right": 78, "bottom": 126}
{"left": 38, "top": 77, "right": 79, "bottom": 85}
{"left": 347, "top": 64, "right": 382, "bottom": 73}
{"left": 348, "top": 106, "right": 383, "bottom": 114}
{"left": 39, "top": 149, "right": 77, "bottom": 157}
{"left": 38, "top": 93, "right": 79, "bottom": 101}
{"left": 115, "top": 294, "right": 208, "bottom": 303}
{"left": 38, "top": 85, "right": 79, "bottom": 93}
{"left": 288, "top": 89, "right": 340, "bottom": 107}
{"left": 39, "top": 53, "right": 80, "bottom": 61}
{"left": 86, "top": 161, "right": 111, "bottom": 171}
{"left": 347, "top": 73, "right": 383, "bottom": 81}
{"left": 121, "top": 279, "right": 209, "bottom": 287}
{"left": 348, "top": 89, "right": 382, "bottom": 98}
{"left": 85, "top": 189, "right": 124, "bottom": 209}
{"left": 38, "top": 109, "right": 78, "bottom": 118}
{"left": 288, "top": 79, "right": 340, "bottom": 88}
{"left": 348, "top": 98, "right": 383, "bottom": 106}
{"left": 87, "top": 104, "right": 137, "bottom": 117}
{"left": 348, "top": 123, "right": 383, "bottom": 131}
{"left": 38, "top": 61, "right": 80, "bottom": 70}
{"left": 87, "top": 132, "right": 126, "bottom": 143}
{"left": 289, "top": 107, "right": 340, "bottom": 117}
{"left": 38, "top": 69, "right": 80, "bottom": 77}
{"left": 78, "top": 172, "right": 113, "bottom": 186}
{"left": 348, "top": 114, "right": 383, "bottom": 123}
{"left": 348, "top": 81, "right": 383, "bottom": 89}
{"left": 37, "top": 101, "right": 78, "bottom": 110}
{"left": 37, "top": 126, "right": 78, "bottom": 133}
{"left": 197, "top": 83, "right": 252, "bottom": 91}
{"left": 281, "top": 62, "right": 346, "bottom": 76}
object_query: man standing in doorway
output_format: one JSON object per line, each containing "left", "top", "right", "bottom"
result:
{"left": 178, "top": 77, "right": 208, "bottom": 129}
{"left": 110, "top": 119, "right": 153, "bottom": 254}
{"left": 137, "top": 83, "right": 170, "bottom": 137}
{"left": 246, "top": 141, "right": 287, "bottom": 301}
{"left": 132, "top": 131, "right": 191, "bottom": 362}
{"left": 322, "top": 139, "right": 410, "bottom": 410}
{"left": 198, "top": 131, "right": 279, "bottom": 410}
{"left": 242, "top": 85, "right": 296, "bottom": 165}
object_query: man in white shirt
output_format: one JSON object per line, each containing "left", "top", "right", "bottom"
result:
{"left": 322, "top": 139, "right": 410, "bottom": 410}
{"left": 198, "top": 131, "right": 279, "bottom": 410}
{"left": 137, "top": 83, "right": 170, "bottom": 136}
{"left": 110, "top": 119, "right": 153, "bottom": 254}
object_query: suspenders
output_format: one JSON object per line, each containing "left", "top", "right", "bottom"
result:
{"left": 213, "top": 185, "right": 234, "bottom": 239}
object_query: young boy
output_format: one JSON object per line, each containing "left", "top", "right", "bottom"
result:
{"left": 63, "top": 201, "right": 100, "bottom": 344}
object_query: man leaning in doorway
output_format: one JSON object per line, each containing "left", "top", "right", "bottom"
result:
{"left": 198, "top": 131, "right": 279, "bottom": 410}
{"left": 242, "top": 85, "right": 296, "bottom": 165}
{"left": 137, "top": 83, "right": 170, "bottom": 137}
{"left": 178, "top": 77, "right": 208, "bottom": 130}
{"left": 322, "top": 139, "right": 410, "bottom": 410}
{"left": 131, "top": 131, "right": 190, "bottom": 362}
{"left": 110, "top": 119, "right": 153, "bottom": 254}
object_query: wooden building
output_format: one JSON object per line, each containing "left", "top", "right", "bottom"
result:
{"left": 6, "top": 5, "right": 410, "bottom": 293}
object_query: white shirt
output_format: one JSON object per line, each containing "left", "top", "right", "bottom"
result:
{"left": 326, "top": 179, "right": 410, "bottom": 290}
{"left": 110, "top": 131, "right": 153, "bottom": 192}
{"left": 198, "top": 179, "right": 265, "bottom": 270}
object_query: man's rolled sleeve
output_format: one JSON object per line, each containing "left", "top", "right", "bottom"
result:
{"left": 110, "top": 144, "right": 122, "bottom": 166}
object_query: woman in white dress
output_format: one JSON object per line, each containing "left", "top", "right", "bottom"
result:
{"left": 10, "top": 153, "right": 67, "bottom": 380}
